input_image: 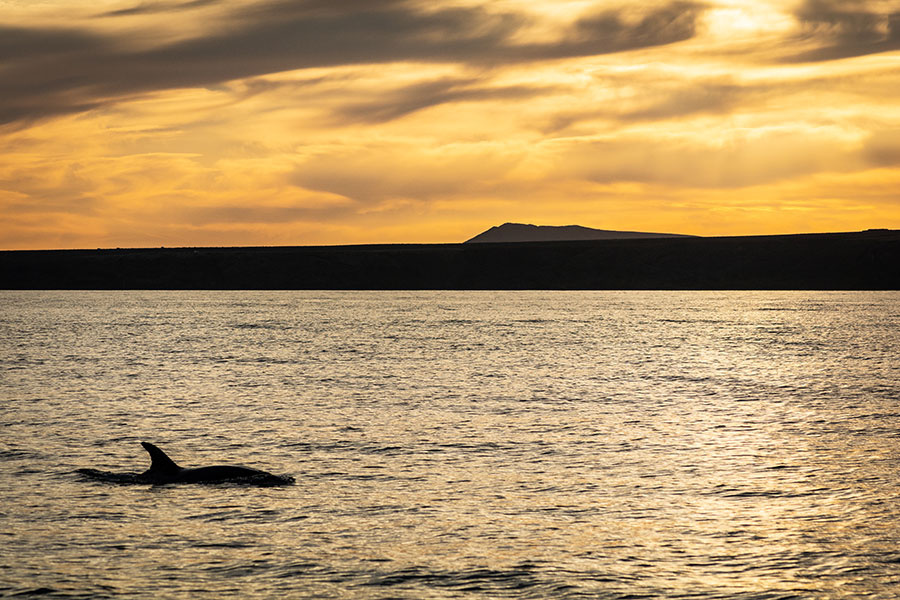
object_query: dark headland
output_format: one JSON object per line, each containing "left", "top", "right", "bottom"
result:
{"left": 2, "top": 229, "right": 898, "bottom": 290}
{"left": 466, "top": 222, "right": 695, "bottom": 243}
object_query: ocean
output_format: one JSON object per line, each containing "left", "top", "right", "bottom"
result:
{"left": 1, "top": 291, "right": 899, "bottom": 599}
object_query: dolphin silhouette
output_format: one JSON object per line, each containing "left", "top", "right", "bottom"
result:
{"left": 77, "top": 442, "right": 294, "bottom": 486}
{"left": 139, "top": 442, "right": 294, "bottom": 485}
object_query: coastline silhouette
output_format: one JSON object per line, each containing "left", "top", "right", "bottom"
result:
{"left": 2, "top": 229, "right": 898, "bottom": 290}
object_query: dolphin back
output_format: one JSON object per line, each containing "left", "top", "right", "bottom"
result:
{"left": 179, "top": 465, "right": 295, "bottom": 485}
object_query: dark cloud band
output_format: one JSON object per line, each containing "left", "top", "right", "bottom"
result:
{"left": 0, "top": 0, "right": 706, "bottom": 126}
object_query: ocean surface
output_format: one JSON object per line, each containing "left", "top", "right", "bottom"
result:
{"left": 2, "top": 290, "right": 900, "bottom": 599}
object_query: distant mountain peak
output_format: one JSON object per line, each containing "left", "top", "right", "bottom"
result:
{"left": 465, "top": 223, "right": 694, "bottom": 243}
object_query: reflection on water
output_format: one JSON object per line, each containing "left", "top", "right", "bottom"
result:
{"left": 1, "top": 291, "right": 899, "bottom": 598}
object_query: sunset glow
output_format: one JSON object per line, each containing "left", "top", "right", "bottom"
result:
{"left": 2, "top": 0, "right": 899, "bottom": 249}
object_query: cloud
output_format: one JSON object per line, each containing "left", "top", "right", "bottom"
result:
{"left": 177, "top": 202, "right": 356, "bottom": 226}
{"left": 786, "top": 0, "right": 900, "bottom": 61}
{"left": 545, "top": 77, "right": 750, "bottom": 132}
{"left": 291, "top": 141, "right": 525, "bottom": 206}
{"left": 0, "top": 24, "right": 107, "bottom": 61}
{"left": 0, "top": 0, "right": 707, "bottom": 127}
{"left": 101, "top": 0, "right": 222, "bottom": 17}
{"left": 555, "top": 1, "right": 705, "bottom": 58}
{"left": 332, "top": 77, "right": 559, "bottom": 124}
{"left": 554, "top": 126, "right": 863, "bottom": 188}
{"left": 211, "top": 0, "right": 706, "bottom": 67}
{"left": 864, "top": 129, "right": 900, "bottom": 166}
{"left": 542, "top": 61, "right": 900, "bottom": 134}
{"left": 0, "top": 24, "right": 120, "bottom": 125}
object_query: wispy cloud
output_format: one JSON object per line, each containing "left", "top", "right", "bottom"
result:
{"left": 332, "top": 77, "right": 560, "bottom": 124}
{"left": 101, "top": 0, "right": 223, "bottom": 18}
{"left": 786, "top": 0, "right": 900, "bottom": 61}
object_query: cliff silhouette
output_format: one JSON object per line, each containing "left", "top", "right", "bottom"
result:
{"left": 1, "top": 230, "right": 898, "bottom": 290}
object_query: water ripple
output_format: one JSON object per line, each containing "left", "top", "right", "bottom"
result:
{"left": 1, "top": 291, "right": 899, "bottom": 599}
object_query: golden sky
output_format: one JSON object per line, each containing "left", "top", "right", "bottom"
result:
{"left": 2, "top": 0, "right": 900, "bottom": 249}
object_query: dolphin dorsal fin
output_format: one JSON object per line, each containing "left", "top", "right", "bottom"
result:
{"left": 141, "top": 441, "right": 181, "bottom": 473}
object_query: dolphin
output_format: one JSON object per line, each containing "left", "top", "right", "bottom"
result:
{"left": 77, "top": 442, "right": 294, "bottom": 486}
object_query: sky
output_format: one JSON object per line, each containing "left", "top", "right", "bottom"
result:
{"left": 2, "top": 0, "right": 900, "bottom": 249}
